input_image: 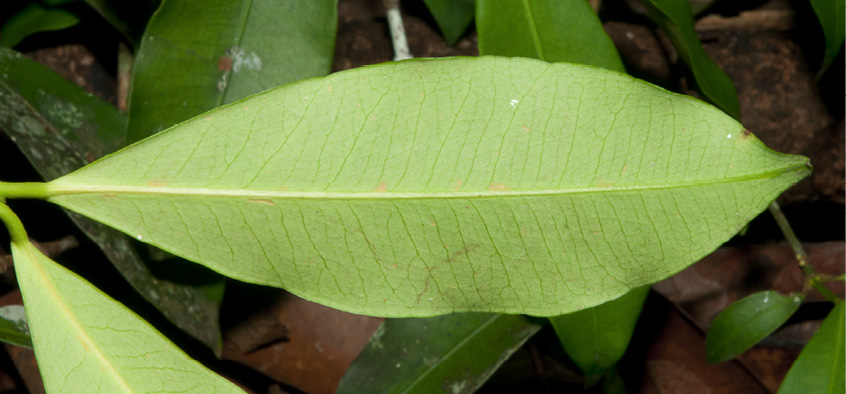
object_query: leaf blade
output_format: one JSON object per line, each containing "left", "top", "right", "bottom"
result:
{"left": 338, "top": 313, "right": 541, "bottom": 393}
{"left": 11, "top": 240, "right": 245, "bottom": 393}
{"left": 0, "top": 305, "right": 32, "bottom": 348}
{"left": 45, "top": 57, "right": 809, "bottom": 317}
{"left": 778, "top": 301, "right": 845, "bottom": 394}
{"left": 126, "top": 0, "right": 338, "bottom": 142}
{"left": 0, "top": 3, "right": 79, "bottom": 48}
{"left": 705, "top": 291, "right": 803, "bottom": 364}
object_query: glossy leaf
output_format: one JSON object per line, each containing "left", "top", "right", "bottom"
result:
{"left": 640, "top": 0, "right": 740, "bottom": 120}
{"left": 83, "top": 0, "right": 160, "bottom": 46}
{"left": 126, "top": 0, "right": 338, "bottom": 142}
{"left": 477, "top": 0, "right": 624, "bottom": 72}
{"left": 550, "top": 286, "right": 648, "bottom": 376}
{"left": 809, "top": 0, "right": 845, "bottom": 78}
{"left": 0, "top": 3, "right": 79, "bottom": 48}
{"left": 338, "top": 313, "right": 541, "bottom": 393}
{"left": 778, "top": 301, "right": 845, "bottom": 394}
{"left": 423, "top": 0, "right": 475, "bottom": 45}
{"left": 705, "top": 291, "right": 802, "bottom": 363}
{"left": 0, "top": 47, "right": 225, "bottom": 354}
{"left": 0, "top": 305, "right": 33, "bottom": 348}
{"left": 10, "top": 239, "right": 244, "bottom": 393}
{"left": 25, "top": 56, "right": 810, "bottom": 317}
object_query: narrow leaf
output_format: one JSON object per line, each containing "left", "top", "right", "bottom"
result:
{"left": 0, "top": 3, "right": 79, "bottom": 48}
{"left": 550, "top": 286, "right": 648, "bottom": 376}
{"left": 422, "top": 0, "right": 475, "bottom": 46}
{"left": 83, "top": 0, "right": 160, "bottom": 47}
{"left": 809, "top": 0, "right": 845, "bottom": 78}
{"left": 338, "top": 313, "right": 541, "bottom": 393}
{"left": 0, "top": 305, "right": 32, "bottom": 348}
{"left": 476, "top": 0, "right": 624, "bottom": 72}
{"left": 705, "top": 291, "right": 802, "bottom": 363}
{"left": 0, "top": 47, "right": 225, "bottom": 353}
{"left": 778, "top": 301, "right": 845, "bottom": 394}
{"left": 126, "top": 0, "right": 338, "bottom": 142}
{"left": 10, "top": 240, "right": 244, "bottom": 393}
{"left": 640, "top": 0, "right": 740, "bottom": 120}
{"left": 38, "top": 57, "right": 809, "bottom": 317}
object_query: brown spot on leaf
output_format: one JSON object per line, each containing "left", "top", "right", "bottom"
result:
{"left": 218, "top": 56, "right": 233, "bottom": 71}
{"left": 247, "top": 199, "right": 275, "bottom": 206}
{"left": 741, "top": 128, "right": 751, "bottom": 138}
{"left": 374, "top": 181, "right": 387, "bottom": 192}
{"left": 621, "top": 164, "right": 628, "bottom": 176}
{"left": 147, "top": 179, "right": 168, "bottom": 187}
{"left": 487, "top": 182, "right": 509, "bottom": 191}
{"left": 597, "top": 181, "right": 614, "bottom": 188}
{"left": 453, "top": 179, "right": 464, "bottom": 191}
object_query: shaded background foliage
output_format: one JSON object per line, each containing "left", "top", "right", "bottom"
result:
{"left": 0, "top": 0, "right": 842, "bottom": 393}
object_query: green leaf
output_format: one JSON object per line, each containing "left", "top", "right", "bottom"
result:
{"left": 10, "top": 239, "right": 245, "bottom": 393}
{"left": 778, "top": 301, "right": 845, "bottom": 394}
{"left": 550, "top": 286, "right": 648, "bottom": 377}
{"left": 422, "top": 0, "right": 475, "bottom": 46}
{"left": 809, "top": 0, "right": 845, "bottom": 78}
{"left": 476, "top": 0, "right": 624, "bottom": 72}
{"left": 705, "top": 291, "right": 803, "bottom": 364}
{"left": 126, "top": 0, "right": 338, "bottom": 143}
{"left": 0, "top": 3, "right": 79, "bottom": 48}
{"left": 640, "top": 0, "right": 740, "bottom": 120}
{"left": 28, "top": 56, "right": 809, "bottom": 317}
{"left": 0, "top": 305, "right": 33, "bottom": 348}
{"left": 0, "top": 47, "right": 226, "bottom": 354}
{"left": 338, "top": 313, "right": 541, "bottom": 393}
{"left": 83, "top": 0, "right": 160, "bottom": 47}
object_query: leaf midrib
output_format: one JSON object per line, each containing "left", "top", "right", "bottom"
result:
{"left": 48, "top": 164, "right": 807, "bottom": 200}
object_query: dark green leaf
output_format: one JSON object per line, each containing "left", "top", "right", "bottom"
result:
{"left": 423, "top": 0, "right": 475, "bottom": 45}
{"left": 705, "top": 291, "right": 802, "bottom": 363}
{"left": 338, "top": 313, "right": 541, "bottom": 393}
{"left": 778, "top": 301, "right": 845, "bottom": 394}
{"left": 0, "top": 3, "right": 79, "bottom": 48}
{"left": 809, "top": 0, "right": 845, "bottom": 78}
{"left": 550, "top": 286, "right": 648, "bottom": 377}
{"left": 477, "top": 0, "right": 624, "bottom": 72}
{"left": 83, "top": 0, "right": 160, "bottom": 47}
{"left": 126, "top": 0, "right": 338, "bottom": 142}
{"left": 640, "top": 0, "right": 740, "bottom": 120}
{"left": 0, "top": 305, "right": 32, "bottom": 348}
{"left": 0, "top": 47, "right": 225, "bottom": 355}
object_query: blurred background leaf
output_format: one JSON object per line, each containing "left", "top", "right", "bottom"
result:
{"left": 83, "top": 0, "right": 160, "bottom": 48}
{"left": 705, "top": 291, "right": 803, "bottom": 364}
{"left": 0, "top": 3, "right": 79, "bottom": 48}
{"left": 422, "top": 0, "right": 475, "bottom": 46}
{"left": 126, "top": 0, "right": 338, "bottom": 142}
{"left": 778, "top": 301, "right": 844, "bottom": 393}
{"left": 338, "top": 313, "right": 541, "bottom": 393}
{"left": 809, "top": 0, "right": 844, "bottom": 78}
{"left": 0, "top": 47, "right": 226, "bottom": 355}
{"left": 639, "top": 0, "right": 740, "bottom": 120}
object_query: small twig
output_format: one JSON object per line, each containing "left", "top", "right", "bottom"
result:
{"left": 383, "top": 0, "right": 412, "bottom": 61}
{"left": 117, "top": 43, "right": 133, "bottom": 112}
{"left": 768, "top": 202, "right": 840, "bottom": 301}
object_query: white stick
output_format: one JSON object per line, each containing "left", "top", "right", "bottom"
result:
{"left": 384, "top": 0, "right": 413, "bottom": 60}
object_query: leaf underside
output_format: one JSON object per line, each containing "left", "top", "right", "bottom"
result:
{"left": 46, "top": 57, "right": 809, "bottom": 317}
{"left": 11, "top": 241, "right": 243, "bottom": 393}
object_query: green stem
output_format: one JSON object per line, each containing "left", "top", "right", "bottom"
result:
{"left": 0, "top": 202, "right": 29, "bottom": 245}
{"left": 0, "top": 182, "right": 51, "bottom": 199}
{"left": 768, "top": 201, "right": 840, "bottom": 302}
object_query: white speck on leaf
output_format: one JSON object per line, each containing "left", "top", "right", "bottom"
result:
{"left": 509, "top": 99, "right": 519, "bottom": 108}
{"left": 226, "top": 47, "right": 263, "bottom": 73}
{"left": 450, "top": 381, "right": 468, "bottom": 394}
{"left": 136, "top": 235, "right": 143, "bottom": 240}
{"left": 727, "top": 134, "right": 732, "bottom": 139}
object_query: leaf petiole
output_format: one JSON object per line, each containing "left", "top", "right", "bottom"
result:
{"left": 0, "top": 182, "right": 51, "bottom": 200}
{"left": 0, "top": 202, "right": 28, "bottom": 245}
